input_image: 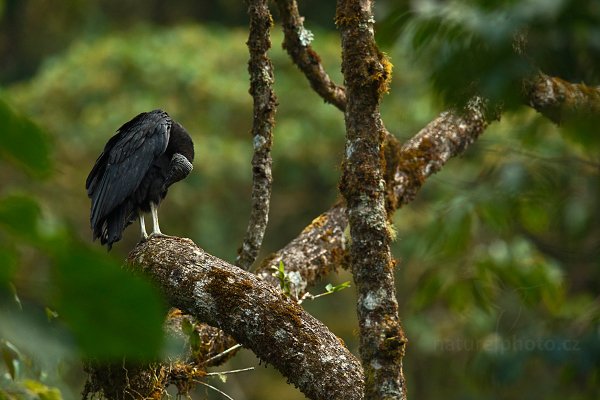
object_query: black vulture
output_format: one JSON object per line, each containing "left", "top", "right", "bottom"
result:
{"left": 86, "top": 109, "right": 194, "bottom": 249}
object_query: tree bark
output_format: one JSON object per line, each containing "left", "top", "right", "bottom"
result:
{"left": 274, "top": 0, "right": 347, "bottom": 111}
{"left": 236, "top": 0, "right": 277, "bottom": 270}
{"left": 258, "top": 99, "right": 490, "bottom": 304}
{"left": 526, "top": 73, "right": 600, "bottom": 124}
{"left": 128, "top": 236, "right": 364, "bottom": 400}
{"left": 257, "top": 201, "right": 348, "bottom": 294}
{"left": 336, "top": 1, "right": 407, "bottom": 399}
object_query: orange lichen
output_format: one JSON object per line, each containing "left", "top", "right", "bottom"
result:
{"left": 302, "top": 213, "right": 329, "bottom": 234}
{"left": 371, "top": 51, "right": 393, "bottom": 96}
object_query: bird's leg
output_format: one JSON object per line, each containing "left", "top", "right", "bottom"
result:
{"left": 139, "top": 214, "right": 149, "bottom": 242}
{"left": 149, "top": 202, "right": 172, "bottom": 238}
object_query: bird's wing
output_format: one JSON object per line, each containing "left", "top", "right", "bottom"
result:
{"left": 88, "top": 110, "right": 171, "bottom": 228}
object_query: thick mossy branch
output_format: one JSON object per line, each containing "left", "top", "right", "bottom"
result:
{"left": 128, "top": 236, "right": 364, "bottom": 400}
{"left": 236, "top": 0, "right": 277, "bottom": 271}
{"left": 257, "top": 202, "right": 348, "bottom": 293}
{"left": 258, "top": 100, "right": 491, "bottom": 299}
{"left": 526, "top": 73, "right": 600, "bottom": 124}
{"left": 390, "top": 97, "right": 490, "bottom": 208}
{"left": 274, "top": 0, "right": 347, "bottom": 111}
{"left": 336, "top": 1, "right": 407, "bottom": 399}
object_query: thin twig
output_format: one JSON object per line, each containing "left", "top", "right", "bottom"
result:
{"left": 195, "top": 380, "right": 235, "bottom": 400}
{"left": 205, "top": 367, "right": 255, "bottom": 377}
{"left": 202, "top": 344, "right": 243, "bottom": 366}
{"left": 236, "top": 0, "right": 277, "bottom": 271}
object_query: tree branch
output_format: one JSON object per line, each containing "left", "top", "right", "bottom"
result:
{"left": 271, "top": 3, "right": 595, "bottom": 295}
{"left": 274, "top": 0, "right": 347, "bottom": 111}
{"left": 336, "top": 1, "right": 407, "bottom": 399}
{"left": 128, "top": 236, "right": 364, "bottom": 400}
{"left": 236, "top": 0, "right": 277, "bottom": 270}
{"left": 257, "top": 201, "right": 348, "bottom": 292}
{"left": 388, "top": 97, "right": 490, "bottom": 208}
{"left": 257, "top": 99, "right": 491, "bottom": 299}
{"left": 83, "top": 310, "right": 238, "bottom": 399}
{"left": 526, "top": 73, "right": 600, "bottom": 124}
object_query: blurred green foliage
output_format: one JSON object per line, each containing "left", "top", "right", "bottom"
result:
{"left": 54, "top": 246, "right": 166, "bottom": 361}
{"left": 0, "top": 0, "right": 339, "bottom": 84}
{"left": 0, "top": 94, "right": 166, "bottom": 398}
{"left": 394, "top": 112, "right": 600, "bottom": 398}
{"left": 378, "top": 0, "right": 600, "bottom": 109}
{"left": 0, "top": 100, "right": 52, "bottom": 178}
{"left": 0, "top": 2, "right": 598, "bottom": 399}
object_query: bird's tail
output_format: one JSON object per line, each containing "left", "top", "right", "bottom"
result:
{"left": 93, "top": 201, "right": 135, "bottom": 250}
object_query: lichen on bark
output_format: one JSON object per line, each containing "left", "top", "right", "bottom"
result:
{"left": 274, "top": 0, "right": 347, "bottom": 111}
{"left": 127, "top": 236, "right": 365, "bottom": 400}
{"left": 526, "top": 73, "right": 600, "bottom": 124}
{"left": 236, "top": 0, "right": 277, "bottom": 271}
{"left": 336, "top": 1, "right": 407, "bottom": 399}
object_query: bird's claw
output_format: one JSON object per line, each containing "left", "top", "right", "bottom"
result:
{"left": 148, "top": 232, "right": 174, "bottom": 239}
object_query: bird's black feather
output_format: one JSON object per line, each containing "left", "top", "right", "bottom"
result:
{"left": 86, "top": 109, "right": 194, "bottom": 249}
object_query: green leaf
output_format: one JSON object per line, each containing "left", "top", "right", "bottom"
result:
{"left": 181, "top": 318, "right": 194, "bottom": 335}
{"left": 1, "top": 340, "right": 21, "bottom": 380}
{"left": 189, "top": 330, "right": 201, "bottom": 353}
{"left": 45, "top": 307, "right": 59, "bottom": 321}
{"left": 0, "top": 248, "right": 17, "bottom": 289}
{"left": 325, "top": 281, "right": 351, "bottom": 293}
{"left": 0, "top": 194, "right": 42, "bottom": 243}
{"left": 376, "top": 2, "right": 412, "bottom": 48}
{"left": 23, "top": 380, "right": 62, "bottom": 400}
{"left": 411, "top": 272, "right": 443, "bottom": 311}
{"left": 271, "top": 260, "right": 291, "bottom": 295}
{"left": 0, "top": 98, "right": 52, "bottom": 178}
{"left": 402, "top": 4, "right": 534, "bottom": 110}
{"left": 53, "top": 244, "right": 166, "bottom": 361}
{"left": 181, "top": 318, "right": 201, "bottom": 352}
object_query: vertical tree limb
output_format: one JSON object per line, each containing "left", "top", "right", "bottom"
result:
{"left": 257, "top": 100, "right": 491, "bottom": 309}
{"left": 236, "top": 0, "right": 277, "bottom": 270}
{"left": 336, "top": 1, "right": 407, "bottom": 399}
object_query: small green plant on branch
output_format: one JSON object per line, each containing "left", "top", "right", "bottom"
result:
{"left": 271, "top": 261, "right": 351, "bottom": 304}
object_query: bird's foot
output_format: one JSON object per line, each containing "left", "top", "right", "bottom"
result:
{"left": 148, "top": 232, "right": 175, "bottom": 239}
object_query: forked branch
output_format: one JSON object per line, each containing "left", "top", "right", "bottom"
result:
{"left": 257, "top": 99, "right": 491, "bottom": 297}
